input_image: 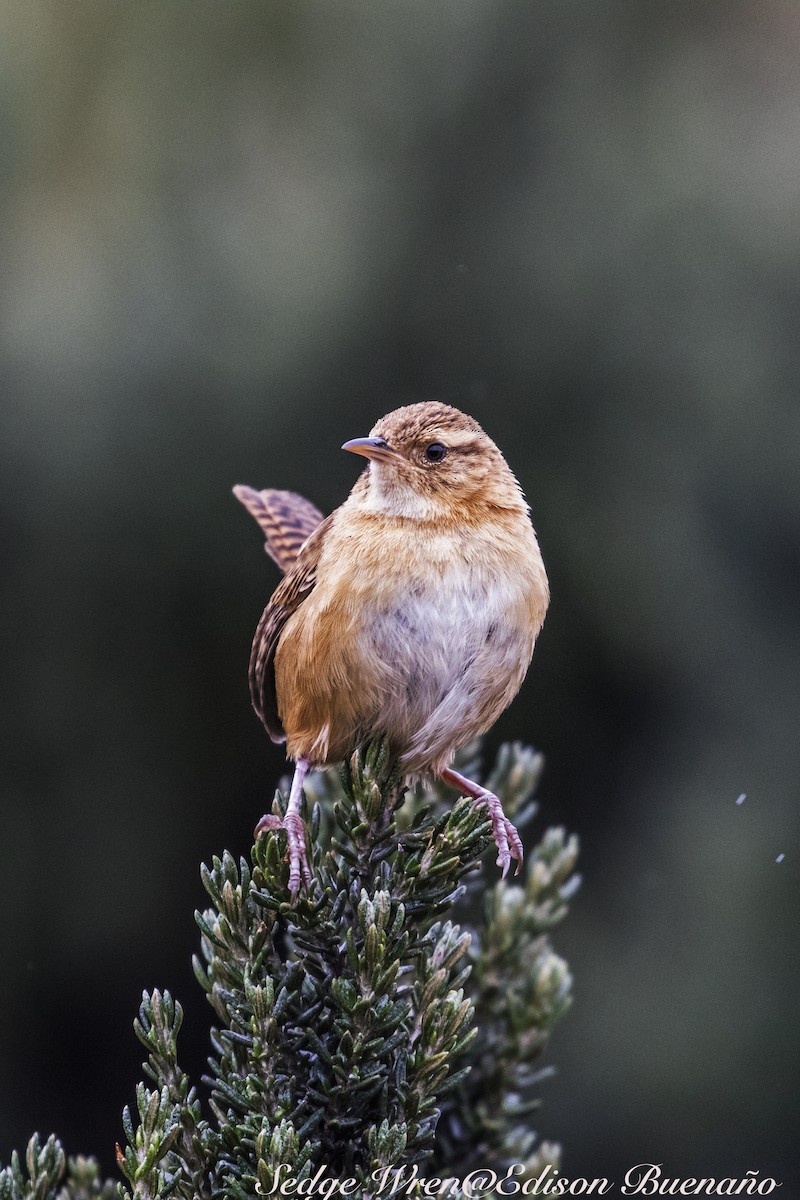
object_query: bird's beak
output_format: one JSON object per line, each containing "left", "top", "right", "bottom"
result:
{"left": 341, "top": 436, "right": 402, "bottom": 464}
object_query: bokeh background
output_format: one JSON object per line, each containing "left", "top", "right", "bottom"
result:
{"left": 1, "top": 0, "right": 798, "bottom": 1189}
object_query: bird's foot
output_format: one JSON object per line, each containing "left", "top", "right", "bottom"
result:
{"left": 254, "top": 809, "right": 313, "bottom": 897}
{"left": 439, "top": 765, "right": 523, "bottom": 878}
{"left": 475, "top": 788, "right": 524, "bottom": 878}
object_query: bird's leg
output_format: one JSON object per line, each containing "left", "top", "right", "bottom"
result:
{"left": 254, "top": 756, "right": 313, "bottom": 896}
{"left": 440, "top": 765, "right": 524, "bottom": 878}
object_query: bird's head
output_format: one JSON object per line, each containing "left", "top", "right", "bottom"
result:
{"left": 342, "top": 401, "right": 527, "bottom": 521}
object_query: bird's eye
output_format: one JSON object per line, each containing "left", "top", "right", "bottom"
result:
{"left": 424, "top": 442, "right": 447, "bottom": 463}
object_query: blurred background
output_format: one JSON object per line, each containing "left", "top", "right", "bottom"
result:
{"left": 1, "top": 0, "right": 798, "bottom": 1188}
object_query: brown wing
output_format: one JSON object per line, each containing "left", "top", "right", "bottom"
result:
{"left": 233, "top": 485, "right": 326, "bottom": 573}
{"left": 248, "top": 513, "right": 335, "bottom": 742}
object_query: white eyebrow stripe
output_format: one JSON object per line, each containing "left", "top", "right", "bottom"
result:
{"left": 435, "top": 430, "right": 481, "bottom": 450}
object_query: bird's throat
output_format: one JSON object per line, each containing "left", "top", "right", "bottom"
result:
{"left": 361, "top": 465, "right": 443, "bottom": 521}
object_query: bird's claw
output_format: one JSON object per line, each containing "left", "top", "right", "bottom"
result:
{"left": 476, "top": 789, "right": 524, "bottom": 878}
{"left": 254, "top": 811, "right": 313, "bottom": 897}
{"left": 254, "top": 813, "right": 283, "bottom": 834}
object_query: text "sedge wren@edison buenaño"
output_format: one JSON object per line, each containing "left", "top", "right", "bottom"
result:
{"left": 234, "top": 401, "right": 549, "bottom": 895}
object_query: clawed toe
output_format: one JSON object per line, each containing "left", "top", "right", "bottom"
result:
{"left": 283, "top": 809, "right": 313, "bottom": 894}
{"left": 253, "top": 810, "right": 313, "bottom": 897}
{"left": 439, "top": 766, "right": 524, "bottom": 880}
{"left": 254, "top": 813, "right": 283, "bottom": 836}
{"left": 477, "top": 789, "right": 524, "bottom": 879}
{"left": 253, "top": 757, "right": 313, "bottom": 898}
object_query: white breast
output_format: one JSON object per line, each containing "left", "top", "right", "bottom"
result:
{"left": 356, "top": 563, "right": 537, "bottom": 773}
{"left": 304, "top": 498, "right": 549, "bottom": 774}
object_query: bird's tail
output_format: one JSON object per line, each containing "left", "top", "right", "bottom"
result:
{"left": 233, "top": 485, "right": 326, "bottom": 574}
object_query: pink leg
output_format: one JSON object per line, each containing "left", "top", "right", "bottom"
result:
{"left": 440, "top": 765, "right": 524, "bottom": 878}
{"left": 254, "top": 757, "right": 312, "bottom": 896}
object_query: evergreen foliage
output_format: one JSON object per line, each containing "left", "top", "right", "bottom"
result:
{"left": 0, "top": 1139, "right": 115, "bottom": 1200}
{"left": 1, "top": 741, "right": 578, "bottom": 1200}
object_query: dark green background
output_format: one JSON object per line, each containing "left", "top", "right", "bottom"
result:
{"left": 1, "top": 0, "right": 797, "bottom": 1189}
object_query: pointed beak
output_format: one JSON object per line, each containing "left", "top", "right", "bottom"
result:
{"left": 341, "top": 436, "right": 402, "bottom": 464}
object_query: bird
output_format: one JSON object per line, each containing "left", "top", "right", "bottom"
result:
{"left": 234, "top": 401, "right": 549, "bottom": 895}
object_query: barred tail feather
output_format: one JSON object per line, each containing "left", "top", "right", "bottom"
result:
{"left": 233, "top": 485, "right": 325, "bottom": 573}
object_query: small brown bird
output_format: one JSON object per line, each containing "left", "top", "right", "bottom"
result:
{"left": 234, "top": 401, "right": 549, "bottom": 894}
